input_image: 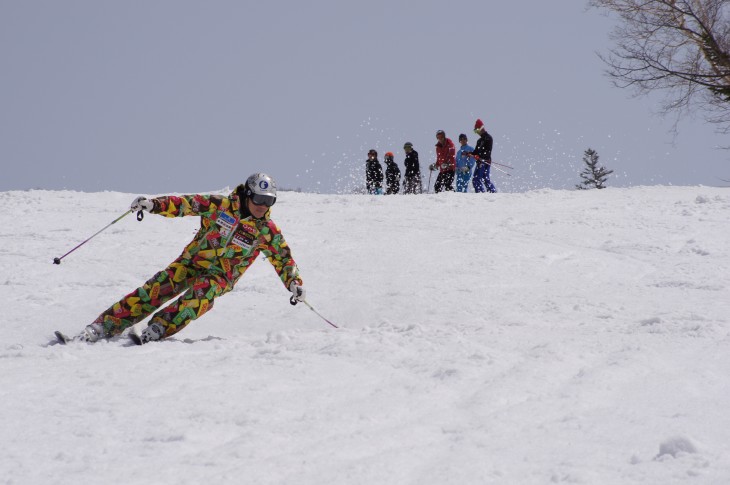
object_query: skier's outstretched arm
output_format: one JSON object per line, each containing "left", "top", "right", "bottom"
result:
{"left": 130, "top": 194, "right": 229, "bottom": 218}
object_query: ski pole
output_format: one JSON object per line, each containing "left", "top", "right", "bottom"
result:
{"left": 491, "top": 164, "right": 512, "bottom": 177}
{"left": 426, "top": 169, "right": 433, "bottom": 193}
{"left": 491, "top": 161, "right": 514, "bottom": 169}
{"left": 303, "top": 300, "right": 339, "bottom": 328}
{"left": 290, "top": 297, "right": 339, "bottom": 328}
{"left": 53, "top": 209, "right": 143, "bottom": 264}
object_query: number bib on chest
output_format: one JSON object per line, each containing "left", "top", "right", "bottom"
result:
{"left": 216, "top": 212, "right": 238, "bottom": 238}
{"left": 214, "top": 211, "right": 258, "bottom": 251}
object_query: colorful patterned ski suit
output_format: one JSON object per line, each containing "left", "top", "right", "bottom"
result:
{"left": 92, "top": 192, "right": 301, "bottom": 339}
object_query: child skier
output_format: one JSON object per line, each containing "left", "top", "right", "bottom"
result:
{"left": 365, "top": 149, "right": 384, "bottom": 195}
{"left": 455, "top": 134, "right": 475, "bottom": 192}
{"left": 63, "top": 173, "right": 306, "bottom": 344}
{"left": 383, "top": 152, "right": 401, "bottom": 194}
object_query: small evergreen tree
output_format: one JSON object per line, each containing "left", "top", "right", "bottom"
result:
{"left": 576, "top": 148, "right": 614, "bottom": 190}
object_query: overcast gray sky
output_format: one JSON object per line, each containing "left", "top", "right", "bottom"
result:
{"left": 2, "top": 1, "right": 728, "bottom": 194}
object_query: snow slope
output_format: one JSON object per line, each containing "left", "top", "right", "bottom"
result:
{"left": 1, "top": 186, "right": 729, "bottom": 485}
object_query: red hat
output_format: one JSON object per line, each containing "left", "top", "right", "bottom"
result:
{"left": 474, "top": 119, "right": 484, "bottom": 130}
{"left": 385, "top": 151, "right": 394, "bottom": 158}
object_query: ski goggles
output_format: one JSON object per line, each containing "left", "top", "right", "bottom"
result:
{"left": 249, "top": 193, "right": 276, "bottom": 207}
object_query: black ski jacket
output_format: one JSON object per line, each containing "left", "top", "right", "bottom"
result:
{"left": 366, "top": 159, "right": 384, "bottom": 191}
{"left": 384, "top": 160, "right": 401, "bottom": 194}
{"left": 404, "top": 150, "right": 421, "bottom": 177}
{"left": 471, "top": 132, "right": 493, "bottom": 164}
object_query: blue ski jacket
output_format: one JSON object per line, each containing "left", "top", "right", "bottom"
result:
{"left": 456, "top": 144, "right": 475, "bottom": 174}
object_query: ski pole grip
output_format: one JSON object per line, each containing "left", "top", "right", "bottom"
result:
{"left": 290, "top": 296, "right": 298, "bottom": 306}
{"left": 137, "top": 210, "right": 144, "bottom": 221}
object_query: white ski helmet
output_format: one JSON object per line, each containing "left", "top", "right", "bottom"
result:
{"left": 244, "top": 172, "right": 277, "bottom": 207}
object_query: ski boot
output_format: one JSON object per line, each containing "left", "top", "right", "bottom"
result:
{"left": 131, "top": 322, "right": 165, "bottom": 345}
{"left": 56, "top": 323, "right": 105, "bottom": 344}
{"left": 76, "top": 323, "right": 105, "bottom": 343}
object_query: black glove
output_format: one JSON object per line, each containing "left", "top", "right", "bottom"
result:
{"left": 289, "top": 281, "right": 306, "bottom": 304}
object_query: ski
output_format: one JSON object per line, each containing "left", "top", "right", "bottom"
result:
{"left": 54, "top": 331, "right": 71, "bottom": 344}
{"left": 53, "top": 330, "right": 140, "bottom": 347}
{"left": 129, "top": 332, "right": 143, "bottom": 346}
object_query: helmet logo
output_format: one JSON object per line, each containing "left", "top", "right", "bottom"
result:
{"left": 259, "top": 180, "right": 269, "bottom": 190}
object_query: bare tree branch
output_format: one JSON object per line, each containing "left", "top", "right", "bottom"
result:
{"left": 590, "top": 0, "right": 730, "bottom": 134}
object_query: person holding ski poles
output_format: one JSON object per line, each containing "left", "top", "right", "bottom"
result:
{"left": 466, "top": 119, "right": 497, "bottom": 193}
{"left": 455, "top": 134, "right": 475, "bottom": 192}
{"left": 429, "top": 130, "right": 456, "bottom": 193}
{"left": 402, "top": 142, "right": 422, "bottom": 194}
{"left": 66, "top": 173, "right": 306, "bottom": 344}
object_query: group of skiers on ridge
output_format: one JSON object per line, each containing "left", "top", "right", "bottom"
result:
{"left": 365, "top": 118, "right": 497, "bottom": 195}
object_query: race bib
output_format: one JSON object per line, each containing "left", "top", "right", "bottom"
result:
{"left": 216, "top": 212, "right": 237, "bottom": 238}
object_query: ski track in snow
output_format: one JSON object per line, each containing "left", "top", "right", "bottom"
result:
{"left": 1, "top": 187, "right": 729, "bottom": 484}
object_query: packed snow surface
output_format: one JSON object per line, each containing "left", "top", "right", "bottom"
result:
{"left": 1, "top": 186, "right": 729, "bottom": 484}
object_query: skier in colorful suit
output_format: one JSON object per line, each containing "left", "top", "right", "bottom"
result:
{"left": 71, "top": 173, "right": 305, "bottom": 344}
